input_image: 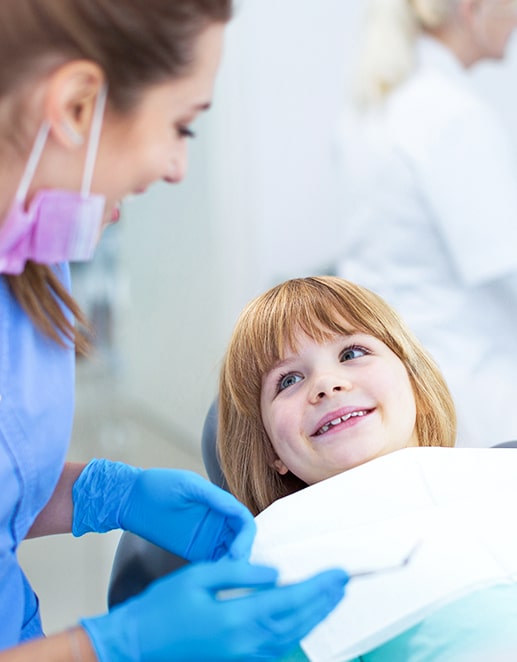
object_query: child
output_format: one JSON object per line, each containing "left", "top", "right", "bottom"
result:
{"left": 217, "top": 275, "right": 517, "bottom": 661}
{"left": 219, "top": 275, "right": 456, "bottom": 515}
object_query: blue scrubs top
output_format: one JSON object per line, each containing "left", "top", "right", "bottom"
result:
{"left": 0, "top": 266, "right": 75, "bottom": 648}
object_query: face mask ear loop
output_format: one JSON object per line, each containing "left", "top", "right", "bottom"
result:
{"left": 15, "top": 122, "right": 51, "bottom": 205}
{"left": 81, "top": 84, "right": 108, "bottom": 199}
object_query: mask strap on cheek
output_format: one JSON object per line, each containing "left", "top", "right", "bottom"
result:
{"left": 15, "top": 122, "right": 51, "bottom": 205}
{"left": 81, "top": 83, "right": 108, "bottom": 199}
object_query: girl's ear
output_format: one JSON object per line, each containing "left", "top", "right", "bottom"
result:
{"left": 44, "top": 60, "right": 105, "bottom": 148}
{"left": 264, "top": 438, "right": 289, "bottom": 475}
{"left": 272, "top": 457, "right": 289, "bottom": 476}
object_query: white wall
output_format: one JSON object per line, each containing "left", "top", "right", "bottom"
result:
{"left": 115, "top": 0, "right": 360, "bottom": 447}
{"left": 115, "top": 0, "right": 517, "bottom": 449}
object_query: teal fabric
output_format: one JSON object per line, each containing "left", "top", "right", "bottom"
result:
{"left": 278, "top": 646, "right": 359, "bottom": 661}
{"left": 279, "top": 645, "right": 309, "bottom": 661}
{"left": 363, "top": 584, "right": 517, "bottom": 662}
{"left": 282, "top": 584, "right": 517, "bottom": 661}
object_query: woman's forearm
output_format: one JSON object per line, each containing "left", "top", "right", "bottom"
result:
{"left": 0, "top": 627, "right": 97, "bottom": 662}
{"left": 26, "top": 462, "right": 86, "bottom": 538}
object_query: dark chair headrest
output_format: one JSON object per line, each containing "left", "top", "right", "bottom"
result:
{"left": 201, "top": 397, "right": 229, "bottom": 491}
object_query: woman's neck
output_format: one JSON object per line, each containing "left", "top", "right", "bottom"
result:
{"left": 426, "top": 25, "right": 482, "bottom": 68}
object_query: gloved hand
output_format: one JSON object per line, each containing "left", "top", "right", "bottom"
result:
{"left": 72, "top": 459, "right": 255, "bottom": 561}
{"left": 81, "top": 559, "right": 349, "bottom": 661}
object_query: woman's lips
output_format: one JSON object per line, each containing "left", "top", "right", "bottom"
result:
{"left": 110, "top": 204, "right": 121, "bottom": 223}
{"left": 109, "top": 188, "right": 148, "bottom": 223}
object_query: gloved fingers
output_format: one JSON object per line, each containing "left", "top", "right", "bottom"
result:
{"left": 184, "top": 508, "right": 256, "bottom": 562}
{"left": 261, "top": 580, "right": 345, "bottom": 637}
{"left": 246, "top": 570, "right": 348, "bottom": 658}
{"left": 118, "top": 468, "right": 255, "bottom": 562}
{"left": 81, "top": 562, "right": 343, "bottom": 662}
{"left": 177, "top": 470, "right": 237, "bottom": 507}
{"left": 183, "top": 475, "right": 255, "bottom": 528}
{"left": 192, "top": 559, "right": 280, "bottom": 594}
{"left": 159, "top": 470, "right": 256, "bottom": 560}
{"left": 224, "top": 514, "right": 256, "bottom": 560}
{"left": 246, "top": 569, "right": 348, "bottom": 626}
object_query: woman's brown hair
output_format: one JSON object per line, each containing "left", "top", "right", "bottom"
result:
{"left": 219, "top": 276, "right": 457, "bottom": 515}
{"left": 0, "top": 0, "right": 232, "bottom": 351}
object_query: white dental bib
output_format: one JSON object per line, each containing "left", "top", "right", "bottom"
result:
{"left": 251, "top": 447, "right": 517, "bottom": 662}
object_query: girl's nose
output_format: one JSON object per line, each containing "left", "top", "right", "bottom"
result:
{"left": 309, "top": 371, "right": 353, "bottom": 403}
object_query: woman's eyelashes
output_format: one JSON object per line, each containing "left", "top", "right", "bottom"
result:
{"left": 177, "top": 125, "right": 196, "bottom": 139}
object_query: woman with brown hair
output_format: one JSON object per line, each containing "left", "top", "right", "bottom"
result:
{"left": 0, "top": 2, "right": 347, "bottom": 660}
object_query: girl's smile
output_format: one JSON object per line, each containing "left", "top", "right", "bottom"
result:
{"left": 261, "top": 329, "right": 419, "bottom": 485}
{"left": 312, "top": 406, "right": 375, "bottom": 438}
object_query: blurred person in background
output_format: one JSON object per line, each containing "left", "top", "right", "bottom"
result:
{"left": 336, "top": 0, "right": 517, "bottom": 448}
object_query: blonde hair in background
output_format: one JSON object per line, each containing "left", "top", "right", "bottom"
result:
{"left": 218, "top": 276, "right": 456, "bottom": 515}
{"left": 354, "top": 0, "right": 460, "bottom": 107}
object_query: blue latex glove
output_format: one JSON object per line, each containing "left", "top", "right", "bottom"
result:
{"left": 72, "top": 459, "right": 255, "bottom": 561}
{"left": 81, "top": 559, "right": 349, "bottom": 661}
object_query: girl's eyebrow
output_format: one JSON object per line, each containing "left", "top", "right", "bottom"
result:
{"left": 267, "top": 355, "right": 299, "bottom": 373}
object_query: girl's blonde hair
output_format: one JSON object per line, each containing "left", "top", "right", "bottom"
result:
{"left": 354, "top": 0, "right": 459, "bottom": 107}
{"left": 219, "top": 276, "right": 456, "bottom": 515}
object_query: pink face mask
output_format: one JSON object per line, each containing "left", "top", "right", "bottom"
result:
{"left": 0, "top": 85, "right": 108, "bottom": 274}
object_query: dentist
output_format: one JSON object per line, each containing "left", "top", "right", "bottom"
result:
{"left": 0, "top": 1, "right": 348, "bottom": 661}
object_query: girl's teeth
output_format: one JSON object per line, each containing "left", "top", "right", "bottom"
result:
{"left": 317, "top": 410, "right": 368, "bottom": 435}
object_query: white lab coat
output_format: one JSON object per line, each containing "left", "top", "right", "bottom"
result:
{"left": 337, "top": 36, "right": 517, "bottom": 448}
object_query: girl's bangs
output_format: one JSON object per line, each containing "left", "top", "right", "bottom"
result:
{"left": 252, "top": 283, "right": 360, "bottom": 375}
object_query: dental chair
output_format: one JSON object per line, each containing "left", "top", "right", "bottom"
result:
{"left": 107, "top": 399, "right": 517, "bottom": 608}
{"left": 108, "top": 399, "right": 221, "bottom": 607}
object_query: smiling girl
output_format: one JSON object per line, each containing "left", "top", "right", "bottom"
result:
{"left": 218, "top": 275, "right": 456, "bottom": 515}
{"left": 216, "top": 277, "right": 517, "bottom": 662}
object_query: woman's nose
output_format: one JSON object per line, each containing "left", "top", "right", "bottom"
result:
{"left": 309, "top": 371, "right": 353, "bottom": 403}
{"left": 163, "top": 145, "right": 188, "bottom": 184}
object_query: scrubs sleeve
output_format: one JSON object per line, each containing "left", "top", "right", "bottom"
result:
{"left": 419, "top": 103, "right": 517, "bottom": 287}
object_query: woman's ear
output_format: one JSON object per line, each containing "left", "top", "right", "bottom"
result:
{"left": 44, "top": 60, "right": 105, "bottom": 148}
{"left": 459, "top": 0, "right": 483, "bottom": 26}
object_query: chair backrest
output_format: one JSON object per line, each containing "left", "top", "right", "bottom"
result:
{"left": 201, "top": 397, "right": 228, "bottom": 491}
{"left": 491, "top": 440, "right": 517, "bottom": 448}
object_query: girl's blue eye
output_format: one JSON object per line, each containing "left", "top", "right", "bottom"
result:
{"left": 340, "top": 346, "right": 368, "bottom": 361}
{"left": 278, "top": 373, "right": 303, "bottom": 392}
